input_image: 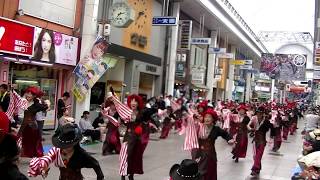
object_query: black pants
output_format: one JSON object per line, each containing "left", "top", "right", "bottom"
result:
{"left": 83, "top": 129, "right": 100, "bottom": 141}
{"left": 37, "top": 120, "right": 44, "bottom": 138}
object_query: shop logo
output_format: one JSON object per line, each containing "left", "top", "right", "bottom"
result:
{"left": 0, "top": 26, "right": 5, "bottom": 41}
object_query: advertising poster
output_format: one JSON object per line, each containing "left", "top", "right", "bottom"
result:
{"left": 260, "top": 53, "right": 306, "bottom": 80}
{"left": 72, "top": 37, "right": 118, "bottom": 102}
{"left": 33, "top": 27, "right": 79, "bottom": 65}
{"left": 0, "top": 17, "right": 35, "bottom": 56}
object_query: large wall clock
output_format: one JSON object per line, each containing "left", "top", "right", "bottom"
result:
{"left": 110, "top": 2, "right": 135, "bottom": 28}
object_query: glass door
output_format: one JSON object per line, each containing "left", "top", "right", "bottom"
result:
{"left": 40, "top": 79, "right": 57, "bottom": 130}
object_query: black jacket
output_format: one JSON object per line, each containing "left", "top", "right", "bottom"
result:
{"left": 0, "top": 92, "right": 10, "bottom": 112}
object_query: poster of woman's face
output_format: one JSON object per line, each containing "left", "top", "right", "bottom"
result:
{"left": 33, "top": 28, "right": 56, "bottom": 63}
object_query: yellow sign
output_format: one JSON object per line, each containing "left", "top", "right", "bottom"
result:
{"left": 230, "top": 60, "right": 245, "bottom": 65}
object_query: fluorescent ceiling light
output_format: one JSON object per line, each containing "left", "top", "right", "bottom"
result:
{"left": 15, "top": 80, "right": 38, "bottom": 84}
{"left": 30, "top": 61, "right": 53, "bottom": 67}
{"left": 198, "top": 0, "right": 261, "bottom": 56}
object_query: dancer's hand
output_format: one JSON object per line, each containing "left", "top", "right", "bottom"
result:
{"left": 41, "top": 167, "right": 50, "bottom": 179}
{"left": 227, "top": 139, "right": 235, "bottom": 145}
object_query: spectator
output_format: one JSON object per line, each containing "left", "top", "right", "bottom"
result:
{"left": 58, "top": 108, "right": 75, "bottom": 127}
{"left": 0, "top": 134, "right": 28, "bottom": 179}
{"left": 169, "top": 159, "right": 200, "bottom": 180}
{"left": 165, "top": 95, "right": 173, "bottom": 107}
{"left": 92, "top": 113, "right": 105, "bottom": 129}
{"left": 0, "top": 84, "right": 10, "bottom": 112}
{"left": 36, "top": 98, "right": 51, "bottom": 140}
{"left": 57, "top": 92, "right": 70, "bottom": 120}
{"left": 79, "top": 111, "right": 101, "bottom": 141}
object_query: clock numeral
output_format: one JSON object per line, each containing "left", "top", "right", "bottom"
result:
{"left": 138, "top": 36, "right": 147, "bottom": 47}
{"left": 131, "top": 33, "right": 139, "bottom": 45}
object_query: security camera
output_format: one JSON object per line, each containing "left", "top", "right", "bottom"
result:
{"left": 17, "top": 9, "right": 24, "bottom": 16}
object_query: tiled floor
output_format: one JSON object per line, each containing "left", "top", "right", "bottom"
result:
{"left": 18, "top": 121, "right": 304, "bottom": 180}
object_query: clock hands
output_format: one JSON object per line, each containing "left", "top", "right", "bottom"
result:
{"left": 115, "top": 12, "right": 125, "bottom": 19}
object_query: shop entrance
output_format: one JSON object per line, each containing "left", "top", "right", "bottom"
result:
{"left": 139, "top": 72, "right": 154, "bottom": 99}
{"left": 11, "top": 64, "right": 58, "bottom": 129}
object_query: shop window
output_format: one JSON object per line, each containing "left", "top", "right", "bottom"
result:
{"left": 90, "top": 82, "right": 106, "bottom": 105}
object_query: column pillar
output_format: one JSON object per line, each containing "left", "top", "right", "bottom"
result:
{"left": 165, "top": 2, "right": 180, "bottom": 96}
{"left": 74, "top": 0, "right": 100, "bottom": 121}
{"left": 226, "top": 46, "right": 236, "bottom": 100}
{"left": 206, "top": 30, "right": 218, "bottom": 100}
{"left": 245, "top": 72, "right": 251, "bottom": 102}
{"left": 271, "top": 79, "right": 275, "bottom": 101}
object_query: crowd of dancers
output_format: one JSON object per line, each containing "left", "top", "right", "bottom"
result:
{"left": 0, "top": 85, "right": 306, "bottom": 180}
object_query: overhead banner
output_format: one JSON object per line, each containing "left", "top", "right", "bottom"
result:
{"left": 72, "top": 37, "right": 118, "bottom": 102}
{"left": 33, "top": 27, "right": 79, "bottom": 65}
{"left": 260, "top": 53, "right": 306, "bottom": 80}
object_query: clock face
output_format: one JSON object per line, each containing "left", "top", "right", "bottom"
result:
{"left": 132, "top": 0, "right": 148, "bottom": 29}
{"left": 111, "top": 2, "right": 135, "bottom": 28}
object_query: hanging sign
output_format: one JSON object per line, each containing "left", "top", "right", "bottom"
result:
{"left": 191, "top": 38, "right": 211, "bottom": 45}
{"left": 217, "top": 53, "right": 234, "bottom": 59}
{"left": 208, "top": 47, "right": 226, "bottom": 54}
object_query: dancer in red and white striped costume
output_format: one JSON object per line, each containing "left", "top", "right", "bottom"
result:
{"left": 184, "top": 108, "right": 234, "bottom": 180}
{"left": 28, "top": 124, "right": 104, "bottom": 180}
{"left": 17, "top": 87, "right": 48, "bottom": 158}
{"left": 119, "top": 94, "right": 152, "bottom": 180}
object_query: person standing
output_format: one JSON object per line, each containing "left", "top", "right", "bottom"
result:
{"left": 18, "top": 86, "right": 48, "bottom": 158}
{"left": 36, "top": 98, "right": 51, "bottom": 140}
{"left": 0, "top": 84, "right": 10, "bottom": 112}
{"left": 57, "top": 92, "right": 70, "bottom": 120}
{"left": 101, "top": 93, "right": 121, "bottom": 155}
{"left": 28, "top": 124, "right": 104, "bottom": 180}
{"left": 231, "top": 105, "right": 250, "bottom": 163}
{"left": 247, "top": 106, "right": 273, "bottom": 176}
{"left": 194, "top": 109, "right": 234, "bottom": 180}
{"left": 119, "top": 94, "right": 152, "bottom": 180}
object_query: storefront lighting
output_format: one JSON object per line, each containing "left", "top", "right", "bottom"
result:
{"left": 198, "top": 0, "right": 262, "bottom": 56}
{"left": 30, "top": 61, "right": 53, "bottom": 67}
{"left": 15, "top": 80, "right": 38, "bottom": 84}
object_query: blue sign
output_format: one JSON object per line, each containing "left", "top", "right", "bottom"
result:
{"left": 152, "top": 16, "right": 177, "bottom": 26}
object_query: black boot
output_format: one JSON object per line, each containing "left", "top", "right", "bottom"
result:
{"left": 129, "top": 174, "right": 134, "bottom": 180}
{"left": 121, "top": 176, "right": 126, "bottom": 180}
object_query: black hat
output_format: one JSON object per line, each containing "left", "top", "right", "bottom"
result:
{"left": 169, "top": 159, "right": 200, "bottom": 180}
{"left": 52, "top": 124, "right": 82, "bottom": 149}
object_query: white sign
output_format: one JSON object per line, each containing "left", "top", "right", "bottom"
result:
{"left": 208, "top": 47, "right": 226, "bottom": 54}
{"left": 240, "top": 65, "right": 252, "bottom": 69}
{"left": 244, "top": 60, "right": 253, "bottom": 65}
{"left": 255, "top": 86, "right": 270, "bottom": 92}
{"left": 191, "top": 72, "right": 205, "bottom": 84}
{"left": 217, "top": 53, "right": 234, "bottom": 59}
{"left": 191, "top": 38, "right": 211, "bottom": 45}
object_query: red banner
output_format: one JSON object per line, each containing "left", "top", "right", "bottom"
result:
{"left": 0, "top": 17, "right": 35, "bottom": 56}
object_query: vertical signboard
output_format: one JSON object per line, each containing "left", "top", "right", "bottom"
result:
{"left": 179, "top": 20, "right": 192, "bottom": 50}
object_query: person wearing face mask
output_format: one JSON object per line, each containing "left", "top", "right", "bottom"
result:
{"left": 194, "top": 109, "right": 234, "bottom": 180}
{"left": 34, "top": 29, "right": 56, "bottom": 63}
{"left": 18, "top": 86, "right": 48, "bottom": 158}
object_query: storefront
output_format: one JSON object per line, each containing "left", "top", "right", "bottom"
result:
{"left": 0, "top": 17, "right": 79, "bottom": 129}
